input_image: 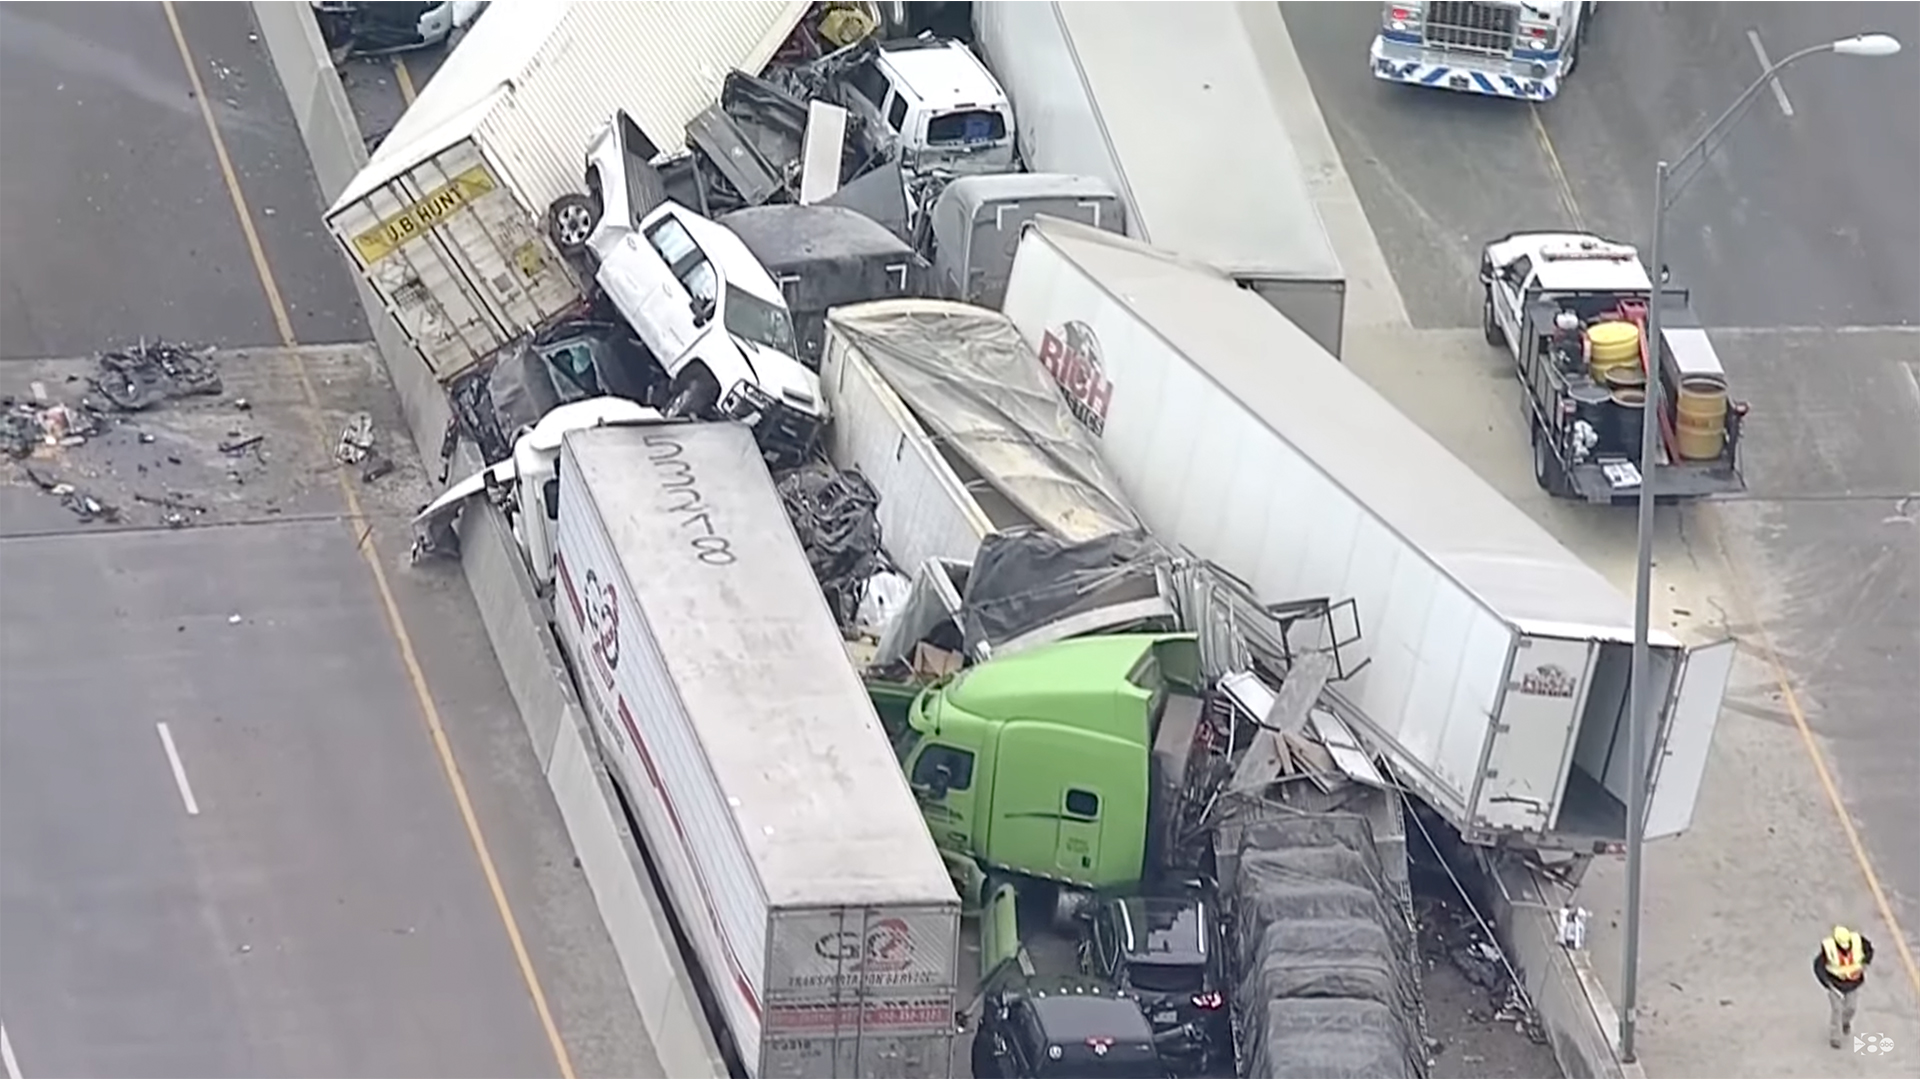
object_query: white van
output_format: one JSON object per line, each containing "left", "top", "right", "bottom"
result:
{"left": 839, "top": 37, "right": 1017, "bottom": 177}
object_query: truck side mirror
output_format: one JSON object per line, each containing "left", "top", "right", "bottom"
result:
{"left": 691, "top": 297, "right": 714, "bottom": 327}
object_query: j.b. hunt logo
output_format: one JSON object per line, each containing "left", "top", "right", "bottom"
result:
{"left": 1038, "top": 321, "right": 1113, "bottom": 436}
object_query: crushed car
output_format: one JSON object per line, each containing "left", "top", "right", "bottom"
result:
{"left": 311, "top": 1, "right": 487, "bottom": 62}
{"left": 547, "top": 110, "right": 828, "bottom": 464}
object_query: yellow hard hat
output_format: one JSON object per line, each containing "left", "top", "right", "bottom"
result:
{"left": 1833, "top": 925, "right": 1855, "bottom": 945}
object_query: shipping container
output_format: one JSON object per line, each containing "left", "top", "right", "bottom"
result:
{"left": 551, "top": 421, "right": 960, "bottom": 1077}
{"left": 1001, "top": 219, "right": 1736, "bottom": 854}
{"left": 324, "top": 0, "right": 811, "bottom": 383}
{"left": 973, "top": 1, "right": 1349, "bottom": 356}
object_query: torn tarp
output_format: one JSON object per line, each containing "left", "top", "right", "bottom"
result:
{"left": 1226, "top": 815, "right": 1426, "bottom": 1079}
{"left": 828, "top": 304, "right": 1141, "bottom": 544}
{"left": 958, "top": 528, "right": 1171, "bottom": 658}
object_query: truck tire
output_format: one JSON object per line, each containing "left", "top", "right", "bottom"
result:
{"left": 664, "top": 367, "right": 721, "bottom": 419}
{"left": 1532, "top": 421, "right": 1569, "bottom": 498}
{"left": 546, "top": 193, "right": 599, "bottom": 256}
{"left": 1482, "top": 287, "right": 1505, "bottom": 347}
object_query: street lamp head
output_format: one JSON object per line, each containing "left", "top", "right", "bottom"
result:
{"left": 1831, "top": 33, "right": 1902, "bottom": 58}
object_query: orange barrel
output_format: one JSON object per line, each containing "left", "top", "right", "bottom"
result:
{"left": 1587, "top": 320, "right": 1641, "bottom": 380}
{"left": 1675, "top": 375, "right": 1729, "bottom": 460}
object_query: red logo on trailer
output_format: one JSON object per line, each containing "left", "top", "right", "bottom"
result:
{"left": 1038, "top": 320, "right": 1113, "bottom": 436}
{"left": 583, "top": 567, "right": 620, "bottom": 690}
{"left": 814, "top": 916, "right": 917, "bottom": 973}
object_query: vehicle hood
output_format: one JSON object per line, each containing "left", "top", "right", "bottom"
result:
{"left": 734, "top": 336, "right": 825, "bottom": 418}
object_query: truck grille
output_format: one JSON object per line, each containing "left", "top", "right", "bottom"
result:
{"left": 1422, "top": 1, "right": 1517, "bottom": 56}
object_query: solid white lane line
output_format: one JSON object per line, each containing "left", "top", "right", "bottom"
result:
{"left": 2, "top": 1022, "right": 22, "bottom": 1079}
{"left": 156, "top": 722, "right": 200, "bottom": 816}
{"left": 1746, "top": 28, "right": 1797, "bottom": 117}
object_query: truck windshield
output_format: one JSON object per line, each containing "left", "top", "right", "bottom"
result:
{"left": 892, "top": 726, "right": 922, "bottom": 768}
{"left": 723, "top": 285, "right": 798, "bottom": 357}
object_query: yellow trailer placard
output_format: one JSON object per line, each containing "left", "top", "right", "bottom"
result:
{"left": 351, "top": 165, "right": 498, "bottom": 266}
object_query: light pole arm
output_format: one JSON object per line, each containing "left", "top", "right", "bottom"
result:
{"left": 1663, "top": 42, "right": 1833, "bottom": 211}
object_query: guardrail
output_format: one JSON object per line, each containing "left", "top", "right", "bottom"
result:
{"left": 249, "top": 5, "right": 725, "bottom": 1075}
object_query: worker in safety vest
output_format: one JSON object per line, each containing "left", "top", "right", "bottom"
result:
{"left": 1814, "top": 925, "right": 1875, "bottom": 1047}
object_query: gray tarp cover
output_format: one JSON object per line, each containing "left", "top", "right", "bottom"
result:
{"left": 1231, "top": 816, "right": 1424, "bottom": 1079}
{"left": 958, "top": 528, "right": 1166, "bottom": 656}
{"left": 829, "top": 304, "right": 1141, "bottom": 543}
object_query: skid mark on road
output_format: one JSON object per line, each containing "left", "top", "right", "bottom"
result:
{"left": 160, "top": 4, "right": 577, "bottom": 1075}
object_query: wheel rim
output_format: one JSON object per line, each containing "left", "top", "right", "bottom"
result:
{"left": 555, "top": 203, "right": 593, "bottom": 246}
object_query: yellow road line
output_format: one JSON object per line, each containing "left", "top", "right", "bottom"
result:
{"left": 163, "top": 5, "right": 578, "bottom": 1073}
{"left": 1529, "top": 104, "right": 1588, "bottom": 232}
{"left": 1526, "top": 102, "right": 1920, "bottom": 1007}
{"left": 1700, "top": 510, "right": 1920, "bottom": 1005}
{"left": 393, "top": 55, "right": 418, "bottom": 106}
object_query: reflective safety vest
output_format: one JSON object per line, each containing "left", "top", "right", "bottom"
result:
{"left": 1823, "top": 937, "right": 1864, "bottom": 980}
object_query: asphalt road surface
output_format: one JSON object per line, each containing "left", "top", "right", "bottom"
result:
{"left": 0, "top": 5, "right": 656, "bottom": 1077}
{"left": 1283, "top": 2, "right": 1919, "bottom": 1073}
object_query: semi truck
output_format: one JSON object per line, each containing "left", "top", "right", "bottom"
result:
{"left": 1001, "top": 217, "right": 1737, "bottom": 858}
{"left": 552, "top": 420, "right": 962, "bottom": 1078}
{"left": 972, "top": 0, "right": 1349, "bottom": 357}
{"left": 1371, "top": 1, "right": 1598, "bottom": 103}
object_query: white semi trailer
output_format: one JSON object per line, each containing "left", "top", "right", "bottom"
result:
{"left": 1001, "top": 218, "right": 1736, "bottom": 856}
{"left": 973, "top": 1, "right": 1349, "bottom": 357}
{"left": 551, "top": 421, "right": 962, "bottom": 1078}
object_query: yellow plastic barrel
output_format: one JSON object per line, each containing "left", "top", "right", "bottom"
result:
{"left": 1586, "top": 320, "right": 1642, "bottom": 380}
{"left": 1675, "top": 376, "right": 1729, "bottom": 460}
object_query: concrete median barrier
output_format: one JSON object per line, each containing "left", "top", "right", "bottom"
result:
{"left": 250, "top": 4, "right": 724, "bottom": 1075}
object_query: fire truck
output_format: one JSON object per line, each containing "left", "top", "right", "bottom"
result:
{"left": 1371, "top": 1, "right": 1597, "bottom": 102}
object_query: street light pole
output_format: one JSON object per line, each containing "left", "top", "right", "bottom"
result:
{"left": 1618, "top": 31, "right": 1902, "bottom": 1066}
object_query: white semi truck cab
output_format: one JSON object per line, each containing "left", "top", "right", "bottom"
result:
{"left": 1370, "top": 1, "right": 1596, "bottom": 102}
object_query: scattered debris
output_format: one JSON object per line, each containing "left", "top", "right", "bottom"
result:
{"left": 228, "top": 614, "right": 243, "bottom": 625}
{"left": 23, "top": 464, "right": 121, "bottom": 523}
{"left": 774, "top": 462, "right": 884, "bottom": 630}
{"left": 335, "top": 411, "right": 375, "bottom": 465}
{"left": 233, "top": 397, "right": 252, "bottom": 411}
{"left": 3, "top": 398, "right": 103, "bottom": 457}
{"left": 219, "top": 433, "right": 265, "bottom": 455}
{"left": 91, "top": 341, "right": 223, "bottom": 412}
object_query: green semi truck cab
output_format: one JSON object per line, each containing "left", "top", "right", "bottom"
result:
{"left": 890, "top": 633, "right": 1202, "bottom": 898}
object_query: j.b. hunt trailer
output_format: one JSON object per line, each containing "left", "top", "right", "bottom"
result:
{"left": 551, "top": 421, "right": 961, "bottom": 1077}
{"left": 1001, "top": 219, "right": 1736, "bottom": 856}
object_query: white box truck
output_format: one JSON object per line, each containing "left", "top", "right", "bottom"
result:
{"left": 551, "top": 421, "right": 961, "bottom": 1077}
{"left": 323, "top": 0, "right": 810, "bottom": 383}
{"left": 819, "top": 298, "right": 1142, "bottom": 574}
{"left": 973, "top": 1, "right": 1349, "bottom": 356}
{"left": 1001, "top": 218, "right": 1737, "bottom": 855}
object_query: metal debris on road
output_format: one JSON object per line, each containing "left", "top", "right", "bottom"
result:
{"left": 23, "top": 464, "right": 120, "bottom": 523}
{"left": 775, "top": 462, "right": 884, "bottom": 631}
{"left": 335, "top": 411, "right": 375, "bottom": 464}
{"left": 91, "top": 341, "right": 223, "bottom": 412}
{"left": 219, "top": 433, "right": 265, "bottom": 455}
{"left": 3, "top": 398, "right": 103, "bottom": 457}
